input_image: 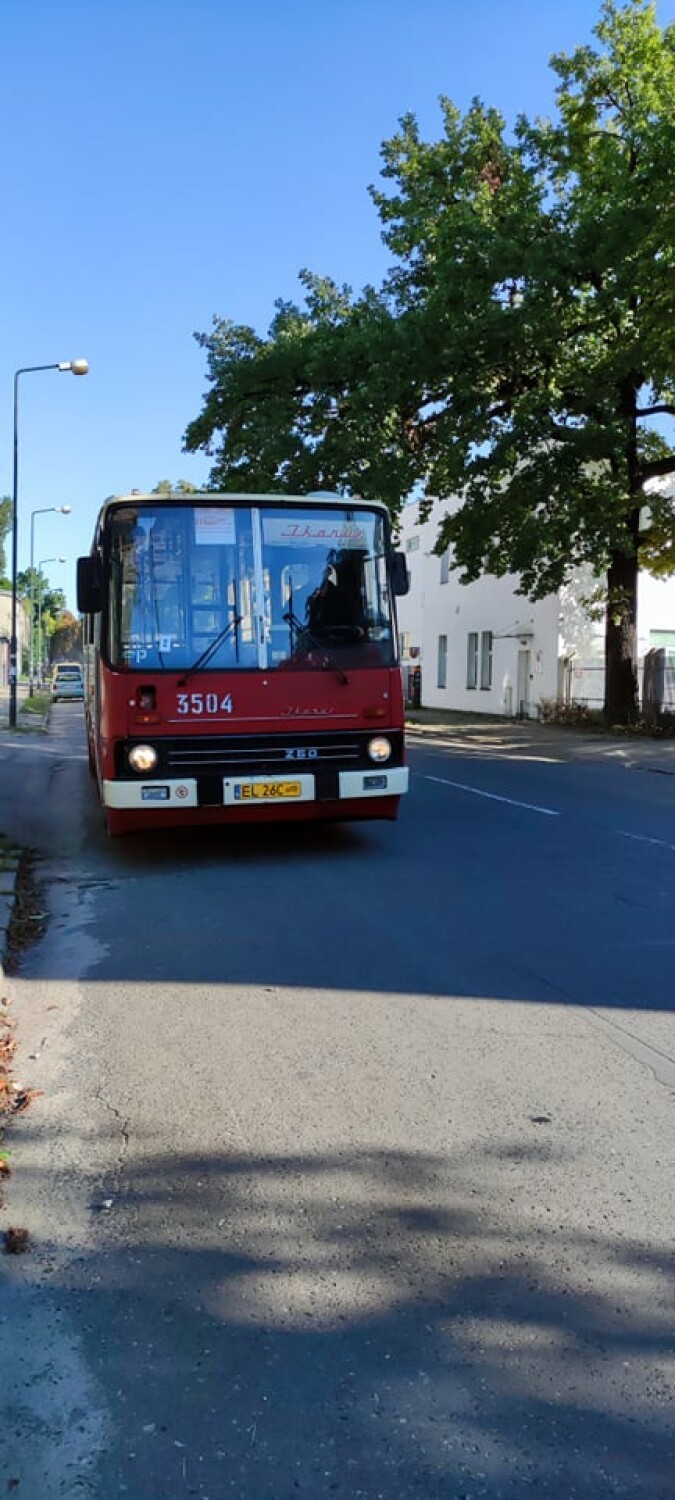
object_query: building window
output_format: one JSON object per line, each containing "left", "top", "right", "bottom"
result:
{"left": 480, "top": 631, "right": 493, "bottom": 690}
{"left": 440, "top": 548, "right": 450, "bottom": 584}
{"left": 400, "top": 631, "right": 411, "bottom": 659}
{"left": 437, "top": 634, "right": 448, "bottom": 689}
{"left": 405, "top": 535, "right": 420, "bottom": 554}
{"left": 466, "top": 632, "right": 478, "bottom": 689}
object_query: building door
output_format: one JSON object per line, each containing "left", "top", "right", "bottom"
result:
{"left": 517, "top": 649, "right": 531, "bottom": 718}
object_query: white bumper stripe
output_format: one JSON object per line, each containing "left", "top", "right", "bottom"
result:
{"left": 103, "top": 766, "right": 409, "bottom": 810}
{"left": 338, "top": 767, "right": 409, "bottom": 799}
{"left": 103, "top": 779, "right": 198, "bottom": 809}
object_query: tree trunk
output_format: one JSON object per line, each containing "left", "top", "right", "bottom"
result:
{"left": 603, "top": 544, "right": 639, "bottom": 724}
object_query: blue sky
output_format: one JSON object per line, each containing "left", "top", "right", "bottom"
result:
{"left": 2, "top": 0, "right": 674, "bottom": 609}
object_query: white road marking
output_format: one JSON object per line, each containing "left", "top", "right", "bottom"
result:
{"left": 421, "top": 774, "right": 560, "bottom": 817}
{"left": 618, "top": 830, "right": 675, "bottom": 853}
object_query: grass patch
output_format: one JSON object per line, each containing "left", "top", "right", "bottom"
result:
{"left": 21, "top": 691, "right": 50, "bottom": 716}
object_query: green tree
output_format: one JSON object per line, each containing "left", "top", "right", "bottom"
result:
{"left": 184, "top": 0, "right": 675, "bottom": 724}
{"left": 49, "top": 611, "right": 83, "bottom": 663}
{"left": 16, "top": 567, "right": 42, "bottom": 649}
{"left": 16, "top": 569, "right": 67, "bottom": 673}
{"left": 0, "top": 496, "right": 12, "bottom": 584}
{"left": 152, "top": 479, "right": 198, "bottom": 495}
{"left": 184, "top": 276, "right": 408, "bottom": 499}
{"left": 37, "top": 587, "right": 67, "bottom": 674}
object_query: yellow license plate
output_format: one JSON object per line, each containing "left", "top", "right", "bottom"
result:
{"left": 234, "top": 780, "right": 302, "bottom": 801}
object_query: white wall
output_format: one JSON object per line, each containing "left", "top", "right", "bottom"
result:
{"left": 640, "top": 479, "right": 675, "bottom": 651}
{"left": 638, "top": 571, "right": 675, "bottom": 652}
{"left": 0, "top": 592, "right": 29, "bottom": 688}
{"left": 396, "top": 496, "right": 675, "bottom": 714}
{"left": 0, "top": 592, "right": 29, "bottom": 649}
{"left": 558, "top": 566, "right": 675, "bottom": 707}
{"left": 396, "top": 501, "right": 560, "bottom": 716}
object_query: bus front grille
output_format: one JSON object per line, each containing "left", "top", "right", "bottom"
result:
{"left": 116, "top": 730, "right": 403, "bottom": 781}
{"left": 165, "top": 734, "right": 363, "bottom": 777}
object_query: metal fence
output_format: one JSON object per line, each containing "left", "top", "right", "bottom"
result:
{"left": 568, "top": 650, "right": 675, "bottom": 715}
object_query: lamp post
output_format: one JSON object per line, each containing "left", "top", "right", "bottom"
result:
{"left": 29, "top": 506, "right": 71, "bottom": 693}
{"left": 35, "top": 556, "right": 66, "bottom": 687}
{"left": 9, "top": 359, "right": 88, "bottom": 727}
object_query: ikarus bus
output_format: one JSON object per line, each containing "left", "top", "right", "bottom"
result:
{"left": 77, "top": 492, "right": 410, "bottom": 836}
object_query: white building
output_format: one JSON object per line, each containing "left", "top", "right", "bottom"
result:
{"left": 395, "top": 498, "right": 675, "bottom": 717}
{"left": 0, "top": 590, "right": 29, "bottom": 689}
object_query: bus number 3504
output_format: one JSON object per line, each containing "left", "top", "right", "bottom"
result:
{"left": 176, "top": 692, "right": 234, "bottom": 716}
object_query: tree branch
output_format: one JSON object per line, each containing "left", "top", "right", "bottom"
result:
{"left": 403, "top": 414, "right": 438, "bottom": 451}
{"left": 639, "top": 456, "right": 675, "bottom": 481}
{"left": 636, "top": 404, "right": 675, "bottom": 419}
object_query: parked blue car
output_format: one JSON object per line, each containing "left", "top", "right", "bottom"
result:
{"left": 50, "top": 662, "right": 84, "bottom": 702}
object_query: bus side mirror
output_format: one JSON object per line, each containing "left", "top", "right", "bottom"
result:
{"left": 391, "top": 551, "right": 410, "bottom": 596}
{"left": 77, "top": 556, "right": 103, "bottom": 614}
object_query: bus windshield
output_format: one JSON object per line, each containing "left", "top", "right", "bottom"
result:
{"left": 106, "top": 502, "right": 396, "bottom": 671}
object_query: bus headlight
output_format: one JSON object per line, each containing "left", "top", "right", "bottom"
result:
{"left": 128, "top": 743, "right": 159, "bottom": 773}
{"left": 367, "top": 736, "right": 392, "bottom": 763}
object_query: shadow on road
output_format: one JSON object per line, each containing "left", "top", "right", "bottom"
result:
{"left": 2, "top": 710, "right": 675, "bottom": 1010}
{"left": 3, "top": 720, "right": 675, "bottom": 1497}
{"left": 6, "top": 1140, "right": 674, "bottom": 1499}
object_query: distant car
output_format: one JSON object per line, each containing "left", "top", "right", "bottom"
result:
{"left": 50, "top": 663, "right": 84, "bottom": 703}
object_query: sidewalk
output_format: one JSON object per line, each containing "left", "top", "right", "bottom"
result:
{"left": 0, "top": 686, "right": 47, "bottom": 974}
{"left": 0, "top": 840, "right": 21, "bottom": 977}
{"left": 405, "top": 707, "right": 675, "bottom": 775}
{"left": 0, "top": 683, "right": 29, "bottom": 729}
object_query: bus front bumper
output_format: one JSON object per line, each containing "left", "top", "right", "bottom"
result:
{"left": 102, "top": 767, "right": 409, "bottom": 810}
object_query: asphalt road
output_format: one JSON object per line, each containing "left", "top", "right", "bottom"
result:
{"left": 1, "top": 707, "right": 674, "bottom": 1499}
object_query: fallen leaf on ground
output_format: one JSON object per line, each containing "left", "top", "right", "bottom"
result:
{"left": 11, "top": 1089, "right": 43, "bottom": 1114}
{"left": 4, "top": 1227, "right": 30, "bottom": 1255}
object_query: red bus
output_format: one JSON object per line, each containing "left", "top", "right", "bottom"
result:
{"left": 77, "top": 492, "right": 410, "bottom": 836}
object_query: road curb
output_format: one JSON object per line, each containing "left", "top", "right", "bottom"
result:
{"left": 404, "top": 717, "right": 675, "bottom": 775}
{"left": 0, "top": 849, "right": 20, "bottom": 981}
{"left": 0, "top": 713, "right": 49, "bottom": 978}
{"left": 17, "top": 710, "right": 50, "bottom": 733}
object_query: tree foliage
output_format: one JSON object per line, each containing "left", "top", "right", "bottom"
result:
{"left": 184, "top": 0, "right": 675, "bottom": 722}
{"left": 16, "top": 569, "right": 67, "bottom": 647}
{"left": 49, "top": 611, "right": 82, "bottom": 662}
{"left": 152, "top": 478, "right": 198, "bottom": 495}
{"left": 0, "top": 496, "right": 12, "bottom": 583}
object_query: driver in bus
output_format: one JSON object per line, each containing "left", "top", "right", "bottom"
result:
{"left": 306, "top": 550, "right": 363, "bottom": 636}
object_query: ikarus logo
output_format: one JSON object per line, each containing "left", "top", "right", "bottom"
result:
{"left": 280, "top": 705, "right": 336, "bottom": 717}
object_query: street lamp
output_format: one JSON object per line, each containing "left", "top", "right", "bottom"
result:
{"left": 9, "top": 359, "right": 88, "bottom": 727}
{"left": 35, "top": 556, "right": 66, "bottom": 687}
{"left": 29, "top": 505, "right": 71, "bottom": 692}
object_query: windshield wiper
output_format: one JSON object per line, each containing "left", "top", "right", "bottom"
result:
{"left": 178, "top": 613, "right": 243, "bottom": 686}
{"left": 283, "top": 610, "right": 349, "bottom": 685}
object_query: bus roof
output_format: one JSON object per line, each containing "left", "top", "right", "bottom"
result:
{"left": 99, "top": 491, "right": 389, "bottom": 507}
{"left": 91, "top": 491, "right": 392, "bottom": 538}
